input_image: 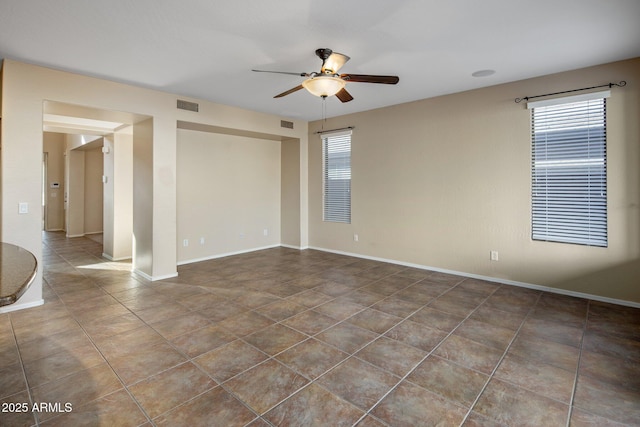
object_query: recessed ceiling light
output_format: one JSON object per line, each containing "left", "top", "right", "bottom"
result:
{"left": 472, "top": 69, "right": 496, "bottom": 77}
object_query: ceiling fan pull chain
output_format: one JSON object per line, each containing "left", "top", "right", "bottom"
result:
{"left": 321, "top": 95, "right": 327, "bottom": 130}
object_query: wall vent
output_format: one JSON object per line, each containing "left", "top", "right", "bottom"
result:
{"left": 177, "top": 100, "right": 199, "bottom": 112}
{"left": 280, "top": 120, "right": 294, "bottom": 129}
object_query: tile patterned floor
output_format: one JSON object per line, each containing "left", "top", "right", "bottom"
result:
{"left": 1, "top": 232, "right": 639, "bottom": 426}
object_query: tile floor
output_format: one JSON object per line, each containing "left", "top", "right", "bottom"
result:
{"left": 1, "top": 232, "right": 639, "bottom": 426}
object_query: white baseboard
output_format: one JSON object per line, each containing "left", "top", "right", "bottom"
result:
{"left": 133, "top": 269, "right": 178, "bottom": 282}
{"left": 133, "top": 269, "right": 152, "bottom": 281}
{"left": 65, "top": 232, "right": 102, "bottom": 238}
{"left": 102, "top": 253, "right": 132, "bottom": 262}
{"left": 177, "top": 244, "right": 282, "bottom": 266}
{"left": 280, "top": 244, "right": 306, "bottom": 250}
{"left": 152, "top": 272, "right": 179, "bottom": 281}
{"left": 0, "top": 299, "right": 45, "bottom": 314}
{"left": 308, "top": 246, "right": 640, "bottom": 309}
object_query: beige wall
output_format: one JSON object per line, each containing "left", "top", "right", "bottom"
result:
{"left": 281, "top": 138, "right": 301, "bottom": 247}
{"left": 43, "top": 132, "right": 65, "bottom": 231}
{"left": 309, "top": 58, "right": 640, "bottom": 303}
{"left": 83, "top": 147, "right": 103, "bottom": 234}
{"left": 0, "top": 61, "right": 44, "bottom": 310}
{"left": 0, "top": 59, "right": 308, "bottom": 311}
{"left": 64, "top": 134, "right": 102, "bottom": 237}
{"left": 133, "top": 118, "right": 154, "bottom": 278}
{"left": 65, "top": 142, "right": 85, "bottom": 237}
{"left": 176, "top": 128, "right": 281, "bottom": 263}
{"left": 103, "top": 135, "right": 115, "bottom": 257}
{"left": 103, "top": 128, "right": 133, "bottom": 261}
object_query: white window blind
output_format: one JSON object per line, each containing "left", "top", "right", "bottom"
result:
{"left": 530, "top": 91, "right": 608, "bottom": 247}
{"left": 322, "top": 130, "right": 352, "bottom": 223}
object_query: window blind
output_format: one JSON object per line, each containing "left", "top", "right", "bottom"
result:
{"left": 322, "top": 130, "right": 352, "bottom": 223}
{"left": 530, "top": 93, "right": 608, "bottom": 247}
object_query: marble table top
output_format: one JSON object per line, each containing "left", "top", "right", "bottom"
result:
{"left": 0, "top": 242, "right": 37, "bottom": 306}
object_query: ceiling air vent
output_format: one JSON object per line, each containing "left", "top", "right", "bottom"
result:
{"left": 280, "top": 120, "right": 294, "bottom": 129}
{"left": 177, "top": 100, "right": 199, "bottom": 112}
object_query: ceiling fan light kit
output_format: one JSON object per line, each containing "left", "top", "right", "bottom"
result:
{"left": 253, "top": 48, "right": 399, "bottom": 103}
{"left": 317, "top": 48, "right": 350, "bottom": 75}
{"left": 302, "top": 76, "right": 346, "bottom": 97}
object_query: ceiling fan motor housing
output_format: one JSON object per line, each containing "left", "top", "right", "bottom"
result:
{"left": 316, "top": 48, "right": 337, "bottom": 74}
{"left": 316, "top": 48, "right": 333, "bottom": 61}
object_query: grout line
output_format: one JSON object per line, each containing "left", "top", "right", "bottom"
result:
{"left": 36, "top": 233, "right": 618, "bottom": 426}
{"left": 195, "top": 270, "right": 438, "bottom": 424}
{"left": 116, "top": 263, "right": 380, "bottom": 424}
{"left": 565, "top": 299, "right": 590, "bottom": 427}
{"left": 352, "top": 279, "right": 504, "bottom": 427}
{"left": 250, "top": 276, "right": 474, "bottom": 427}
{"left": 41, "top": 240, "right": 157, "bottom": 427}
{"left": 8, "top": 314, "right": 40, "bottom": 427}
{"left": 459, "top": 290, "right": 543, "bottom": 426}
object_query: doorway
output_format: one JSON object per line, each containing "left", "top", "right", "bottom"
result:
{"left": 42, "top": 102, "right": 147, "bottom": 264}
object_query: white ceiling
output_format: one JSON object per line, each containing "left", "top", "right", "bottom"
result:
{"left": 1, "top": 0, "right": 639, "bottom": 121}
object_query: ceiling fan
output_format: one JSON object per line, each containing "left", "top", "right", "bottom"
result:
{"left": 252, "top": 48, "right": 399, "bottom": 103}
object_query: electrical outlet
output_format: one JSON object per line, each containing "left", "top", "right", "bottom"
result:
{"left": 490, "top": 250, "right": 499, "bottom": 261}
{"left": 18, "top": 202, "right": 29, "bottom": 214}
{"left": 183, "top": 239, "right": 189, "bottom": 247}
{"left": 354, "top": 234, "right": 359, "bottom": 242}
{"left": 200, "top": 237, "right": 205, "bottom": 245}
{"left": 263, "top": 229, "right": 268, "bottom": 236}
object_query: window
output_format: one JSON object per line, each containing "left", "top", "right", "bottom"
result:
{"left": 322, "top": 130, "right": 352, "bottom": 223}
{"left": 530, "top": 91, "right": 608, "bottom": 247}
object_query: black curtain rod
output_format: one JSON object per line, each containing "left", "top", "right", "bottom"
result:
{"left": 314, "top": 126, "right": 354, "bottom": 135}
{"left": 515, "top": 81, "right": 626, "bottom": 103}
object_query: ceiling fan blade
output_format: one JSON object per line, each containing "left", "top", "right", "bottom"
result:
{"left": 335, "top": 88, "right": 354, "bottom": 103}
{"left": 321, "top": 52, "right": 350, "bottom": 74}
{"left": 340, "top": 74, "right": 399, "bottom": 84}
{"left": 274, "top": 85, "right": 304, "bottom": 98}
{"left": 252, "top": 69, "right": 308, "bottom": 77}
